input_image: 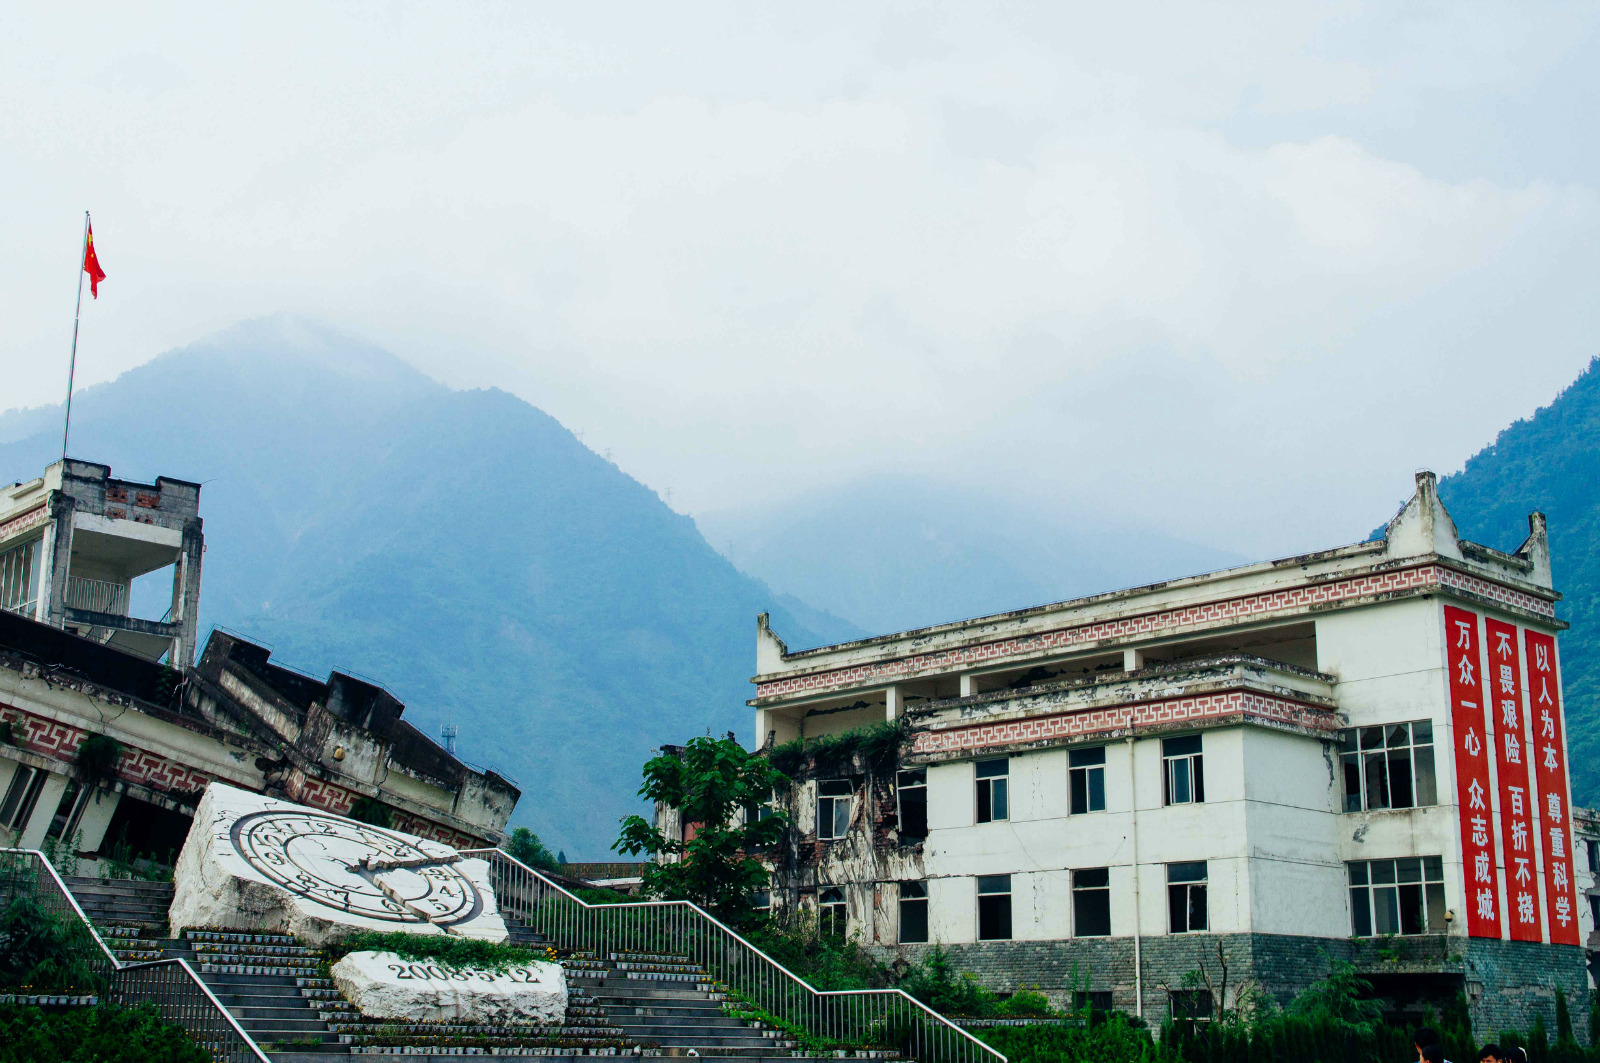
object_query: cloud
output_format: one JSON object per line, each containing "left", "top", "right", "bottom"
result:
{"left": 1, "top": 1, "right": 1595, "bottom": 558}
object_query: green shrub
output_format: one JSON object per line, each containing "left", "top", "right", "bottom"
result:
{"left": 0, "top": 891, "right": 108, "bottom": 994}
{"left": 744, "top": 913, "right": 891, "bottom": 991}
{"left": 0, "top": 1002, "right": 209, "bottom": 1063}
{"left": 347, "top": 796, "right": 393, "bottom": 829}
{"left": 323, "top": 930, "right": 547, "bottom": 973}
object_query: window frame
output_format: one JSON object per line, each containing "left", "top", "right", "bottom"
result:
{"left": 45, "top": 778, "right": 91, "bottom": 842}
{"left": 976, "top": 874, "right": 1013, "bottom": 941}
{"left": 816, "top": 779, "right": 853, "bottom": 841}
{"left": 1162, "top": 736, "right": 1205, "bottom": 806}
{"left": 1339, "top": 721, "right": 1437, "bottom": 812}
{"left": 1347, "top": 856, "right": 1446, "bottom": 936}
{"left": 1166, "top": 861, "right": 1208, "bottom": 933}
{"left": 1170, "top": 989, "right": 1214, "bottom": 1022}
{"left": 897, "top": 769, "right": 928, "bottom": 839}
{"left": 818, "top": 886, "right": 847, "bottom": 937}
{"left": 975, "top": 759, "right": 1009, "bottom": 824}
{"left": 0, "top": 537, "right": 41, "bottom": 617}
{"left": 1069, "top": 747, "right": 1106, "bottom": 815}
{"left": 0, "top": 765, "right": 47, "bottom": 833}
{"left": 1071, "top": 867, "right": 1111, "bottom": 937}
{"left": 898, "top": 880, "right": 929, "bottom": 944}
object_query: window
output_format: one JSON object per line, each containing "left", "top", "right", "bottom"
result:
{"left": 897, "top": 769, "right": 927, "bottom": 839}
{"left": 1339, "top": 722, "right": 1437, "bottom": 812}
{"left": 819, "top": 887, "right": 846, "bottom": 937}
{"left": 817, "top": 780, "right": 852, "bottom": 840}
{"left": 1069, "top": 747, "right": 1106, "bottom": 814}
{"left": 977, "top": 875, "right": 1012, "bottom": 940}
{"left": 0, "top": 766, "right": 47, "bottom": 834}
{"left": 0, "top": 538, "right": 39, "bottom": 617}
{"left": 46, "top": 779, "right": 91, "bottom": 842}
{"left": 742, "top": 802, "right": 776, "bottom": 852}
{"left": 1586, "top": 838, "right": 1599, "bottom": 874}
{"left": 1072, "top": 867, "right": 1111, "bottom": 936}
{"left": 899, "top": 881, "right": 929, "bottom": 944}
{"left": 1588, "top": 894, "right": 1599, "bottom": 933}
{"left": 1167, "top": 862, "right": 1208, "bottom": 933}
{"left": 975, "top": 759, "right": 1009, "bottom": 823}
{"left": 1170, "top": 989, "right": 1214, "bottom": 1021}
{"left": 1162, "top": 736, "right": 1204, "bottom": 805}
{"left": 1348, "top": 857, "right": 1445, "bottom": 936}
{"left": 1074, "top": 991, "right": 1113, "bottom": 1014}
{"left": 749, "top": 890, "right": 771, "bottom": 911}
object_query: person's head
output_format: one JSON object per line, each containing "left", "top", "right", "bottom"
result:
{"left": 1507, "top": 1048, "right": 1528, "bottom": 1063}
{"left": 1421, "top": 1046, "right": 1444, "bottom": 1063}
{"left": 1479, "top": 1045, "right": 1504, "bottom": 1063}
{"left": 1414, "top": 1027, "right": 1440, "bottom": 1055}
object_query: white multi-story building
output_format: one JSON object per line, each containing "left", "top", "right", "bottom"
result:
{"left": 751, "top": 472, "right": 1592, "bottom": 1037}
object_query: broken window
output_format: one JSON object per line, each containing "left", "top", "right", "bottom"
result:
{"left": 899, "top": 881, "right": 929, "bottom": 943}
{"left": 976, "top": 874, "right": 1012, "bottom": 940}
{"left": 0, "top": 538, "right": 39, "bottom": 617}
{"left": 819, "top": 887, "right": 847, "bottom": 937}
{"left": 1340, "top": 722, "right": 1437, "bottom": 812}
{"left": 1069, "top": 747, "right": 1106, "bottom": 814}
{"left": 817, "top": 780, "right": 852, "bottom": 840}
{"left": 749, "top": 890, "right": 771, "bottom": 911}
{"left": 1169, "top": 989, "right": 1214, "bottom": 1021}
{"left": 1072, "top": 867, "right": 1111, "bottom": 937}
{"left": 0, "top": 765, "right": 47, "bottom": 833}
{"left": 1074, "top": 991, "right": 1114, "bottom": 1014}
{"left": 1167, "top": 861, "right": 1208, "bottom": 933}
{"left": 897, "top": 769, "right": 927, "bottom": 839}
{"left": 1162, "top": 736, "right": 1204, "bottom": 806}
{"left": 46, "top": 779, "right": 91, "bottom": 842}
{"left": 1348, "top": 857, "right": 1445, "bottom": 936}
{"left": 975, "top": 759, "right": 1009, "bottom": 824}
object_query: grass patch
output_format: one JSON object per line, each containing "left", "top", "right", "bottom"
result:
{"left": 323, "top": 930, "right": 550, "bottom": 973}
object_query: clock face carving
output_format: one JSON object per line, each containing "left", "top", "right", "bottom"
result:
{"left": 229, "top": 809, "right": 484, "bottom": 928}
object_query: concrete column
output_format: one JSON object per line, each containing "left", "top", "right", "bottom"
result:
{"left": 959, "top": 673, "right": 977, "bottom": 697}
{"left": 884, "top": 685, "right": 902, "bottom": 721}
{"left": 41, "top": 498, "right": 75, "bottom": 628}
{"left": 171, "top": 517, "right": 204, "bottom": 666}
{"left": 1123, "top": 648, "right": 1145, "bottom": 672}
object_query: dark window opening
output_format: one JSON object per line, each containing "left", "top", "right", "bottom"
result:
{"left": 1074, "top": 991, "right": 1114, "bottom": 1014}
{"left": 819, "top": 887, "right": 847, "bottom": 937}
{"left": 1072, "top": 867, "right": 1111, "bottom": 936}
{"left": 99, "top": 794, "right": 192, "bottom": 868}
{"left": 1069, "top": 747, "right": 1106, "bottom": 814}
{"left": 1167, "top": 861, "right": 1208, "bottom": 933}
{"left": 0, "top": 766, "right": 47, "bottom": 833}
{"left": 1162, "top": 736, "right": 1204, "bottom": 806}
{"left": 817, "top": 780, "right": 852, "bottom": 840}
{"left": 976, "top": 759, "right": 1009, "bottom": 824}
{"left": 897, "top": 769, "right": 927, "bottom": 839}
{"left": 1340, "top": 722, "right": 1436, "bottom": 812}
{"left": 899, "top": 880, "right": 929, "bottom": 944}
{"left": 1170, "top": 989, "right": 1214, "bottom": 1021}
{"left": 977, "top": 874, "right": 1012, "bottom": 940}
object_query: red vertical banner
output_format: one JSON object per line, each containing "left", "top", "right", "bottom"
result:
{"left": 1524, "top": 629, "right": 1579, "bottom": 945}
{"left": 1484, "top": 618, "right": 1542, "bottom": 941}
{"left": 1443, "top": 606, "right": 1502, "bottom": 939}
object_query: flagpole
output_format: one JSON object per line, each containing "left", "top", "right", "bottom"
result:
{"left": 62, "top": 210, "right": 90, "bottom": 462}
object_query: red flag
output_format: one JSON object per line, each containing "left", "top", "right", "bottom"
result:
{"left": 83, "top": 221, "right": 106, "bottom": 298}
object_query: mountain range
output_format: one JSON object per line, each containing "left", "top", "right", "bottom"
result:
{"left": 2, "top": 321, "right": 1594, "bottom": 850}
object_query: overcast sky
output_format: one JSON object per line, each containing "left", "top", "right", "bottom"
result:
{"left": 4, "top": 1, "right": 1597, "bottom": 558}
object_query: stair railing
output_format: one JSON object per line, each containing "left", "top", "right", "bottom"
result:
{"left": 463, "top": 848, "right": 1007, "bottom": 1063}
{"left": 0, "top": 848, "right": 270, "bottom": 1063}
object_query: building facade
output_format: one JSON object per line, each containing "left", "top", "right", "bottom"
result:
{"left": 751, "top": 472, "right": 1593, "bottom": 1037}
{"left": 0, "top": 458, "right": 518, "bottom": 875}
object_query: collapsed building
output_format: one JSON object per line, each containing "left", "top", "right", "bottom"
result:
{"left": 749, "top": 472, "right": 1596, "bottom": 1036}
{"left": 0, "top": 458, "right": 517, "bottom": 872}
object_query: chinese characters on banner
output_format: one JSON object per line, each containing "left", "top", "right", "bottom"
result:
{"left": 1524, "top": 630, "right": 1579, "bottom": 946}
{"left": 1443, "top": 606, "right": 1501, "bottom": 939}
{"left": 1483, "top": 618, "right": 1542, "bottom": 941}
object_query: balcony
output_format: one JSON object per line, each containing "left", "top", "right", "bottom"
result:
{"left": 65, "top": 576, "right": 129, "bottom": 616}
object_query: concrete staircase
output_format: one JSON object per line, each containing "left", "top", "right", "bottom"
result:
{"left": 62, "top": 877, "right": 869, "bottom": 1062}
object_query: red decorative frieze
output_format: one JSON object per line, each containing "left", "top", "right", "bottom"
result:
{"left": 0, "top": 504, "right": 48, "bottom": 543}
{"left": 0, "top": 703, "right": 215, "bottom": 796}
{"left": 295, "top": 776, "right": 357, "bottom": 816}
{"left": 759, "top": 563, "right": 1556, "bottom": 700}
{"left": 910, "top": 690, "right": 1333, "bottom": 757}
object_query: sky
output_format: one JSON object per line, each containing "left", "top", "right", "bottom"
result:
{"left": 3, "top": 1, "right": 1598, "bottom": 560}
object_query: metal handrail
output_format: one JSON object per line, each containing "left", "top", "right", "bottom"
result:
{"left": 463, "top": 847, "right": 1007, "bottom": 1063}
{"left": 0, "top": 848, "right": 269, "bottom": 1063}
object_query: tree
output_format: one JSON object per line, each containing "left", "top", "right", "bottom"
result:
{"left": 505, "top": 827, "right": 559, "bottom": 872}
{"left": 614, "top": 735, "right": 788, "bottom": 925}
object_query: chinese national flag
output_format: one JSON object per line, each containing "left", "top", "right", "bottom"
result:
{"left": 83, "top": 221, "right": 106, "bottom": 298}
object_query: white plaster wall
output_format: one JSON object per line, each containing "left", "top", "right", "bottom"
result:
{"left": 1241, "top": 728, "right": 1347, "bottom": 937}
{"left": 927, "top": 873, "right": 973, "bottom": 944}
